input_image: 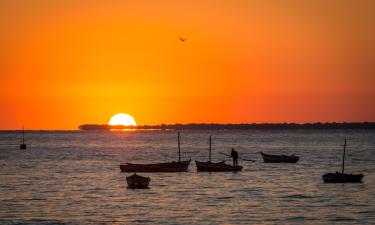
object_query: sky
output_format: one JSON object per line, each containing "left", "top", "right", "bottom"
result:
{"left": 1, "top": 0, "right": 374, "bottom": 130}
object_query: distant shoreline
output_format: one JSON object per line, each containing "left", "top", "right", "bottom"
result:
{"left": 78, "top": 122, "right": 375, "bottom": 131}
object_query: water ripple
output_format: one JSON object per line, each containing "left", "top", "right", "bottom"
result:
{"left": 0, "top": 130, "right": 374, "bottom": 224}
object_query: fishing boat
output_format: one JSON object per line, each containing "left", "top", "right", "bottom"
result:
{"left": 322, "top": 172, "right": 363, "bottom": 183}
{"left": 322, "top": 139, "right": 364, "bottom": 183}
{"left": 195, "top": 136, "right": 243, "bottom": 172}
{"left": 120, "top": 160, "right": 191, "bottom": 172}
{"left": 260, "top": 152, "right": 299, "bottom": 163}
{"left": 126, "top": 173, "right": 151, "bottom": 188}
{"left": 195, "top": 161, "right": 243, "bottom": 172}
{"left": 20, "top": 126, "right": 27, "bottom": 150}
{"left": 119, "top": 132, "right": 191, "bottom": 172}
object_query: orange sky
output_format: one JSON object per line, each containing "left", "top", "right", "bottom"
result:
{"left": 1, "top": 0, "right": 374, "bottom": 130}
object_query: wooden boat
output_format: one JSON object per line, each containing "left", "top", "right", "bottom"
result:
{"left": 119, "top": 132, "right": 191, "bottom": 172}
{"left": 195, "top": 136, "right": 243, "bottom": 172}
{"left": 120, "top": 160, "right": 191, "bottom": 172}
{"left": 126, "top": 173, "right": 151, "bottom": 188}
{"left": 260, "top": 152, "right": 299, "bottom": 163}
{"left": 322, "top": 139, "right": 364, "bottom": 183}
{"left": 20, "top": 126, "right": 27, "bottom": 150}
{"left": 322, "top": 172, "right": 363, "bottom": 183}
{"left": 195, "top": 161, "right": 242, "bottom": 172}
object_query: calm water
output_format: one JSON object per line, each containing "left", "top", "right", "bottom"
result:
{"left": 0, "top": 130, "right": 374, "bottom": 224}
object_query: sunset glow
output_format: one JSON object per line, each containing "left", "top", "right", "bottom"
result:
{"left": 108, "top": 113, "right": 137, "bottom": 126}
{"left": 1, "top": 1, "right": 374, "bottom": 129}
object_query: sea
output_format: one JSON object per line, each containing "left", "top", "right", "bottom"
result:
{"left": 0, "top": 129, "right": 374, "bottom": 224}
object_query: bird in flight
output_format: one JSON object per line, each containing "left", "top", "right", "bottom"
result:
{"left": 179, "top": 37, "right": 186, "bottom": 42}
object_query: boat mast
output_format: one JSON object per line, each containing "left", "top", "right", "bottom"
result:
{"left": 178, "top": 132, "right": 181, "bottom": 162}
{"left": 22, "top": 126, "right": 25, "bottom": 144}
{"left": 20, "top": 125, "right": 27, "bottom": 150}
{"left": 209, "top": 136, "right": 212, "bottom": 162}
{"left": 342, "top": 138, "right": 346, "bottom": 174}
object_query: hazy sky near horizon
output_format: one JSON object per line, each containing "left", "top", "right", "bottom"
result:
{"left": 1, "top": 0, "right": 374, "bottom": 129}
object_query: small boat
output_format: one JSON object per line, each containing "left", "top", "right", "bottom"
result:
{"left": 195, "top": 136, "right": 243, "bottom": 172}
{"left": 119, "top": 132, "right": 191, "bottom": 172}
{"left": 322, "top": 172, "right": 363, "bottom": 183}
{"left": 322, "top": 139, "right": 364, "bottom": 183}
{"left": 20, "top": 126, "right": 27, "bottom": 150}
{"left": 120, "top": 160, "right": 191, "bottom": 172}
{"left": 260, "top": 152, "right": 299, "bottom": 163}
{"left": 126, "top": 173, "right": 150, "bottom": 188}
{"left": 195, "top": 161, "right": 243, "bottom": 172}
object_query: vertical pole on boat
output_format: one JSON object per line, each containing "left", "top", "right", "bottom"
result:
{"left": 22, "top": 126, "right": 25, "bottom": 145}
{"left": 178, "top": 132, "right": 181, "bottom": 162}
{"left": 209, "top": 136, "right": 212, "bottom": 162}
{"left": 20, "top": 126, "right": 27, "bottom": 150}
{"left": 342, "top": 138, "right": 346, "bottom": 174}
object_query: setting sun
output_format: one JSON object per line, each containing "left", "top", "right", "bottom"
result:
{"left": 108, "top": 113, "right": 137, "bottom": 126}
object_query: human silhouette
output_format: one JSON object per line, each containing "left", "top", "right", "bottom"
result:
{"left": 231, "top": 148, "right": 238, "bottom": 166}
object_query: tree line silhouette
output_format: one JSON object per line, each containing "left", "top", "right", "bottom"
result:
{"left": 79, "top": 122, "right": 375, "bottom": 131}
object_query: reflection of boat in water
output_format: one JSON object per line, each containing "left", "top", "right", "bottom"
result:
{"left": 322, "top": 139, "right": 364, "bottom": 183}
{"left": 119, "top": 132, "right": 191, "bottom": 172}
{"left": 260, "top": 152, "right": 299, "bottom": 163}
{"left": 195, "top": 136, "right": 243, "bottom": 172}
{"left": 126, "top": 173, "right": 150, "bottom": 188}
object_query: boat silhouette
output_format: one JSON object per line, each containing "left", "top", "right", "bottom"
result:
{"left": 20, "top": 126, "right": 27, "bottom": 150}
{"left": 119, "top": 132, "right": 191, "bottom": 172}
{"left": 322, "top": 139, "right": 364, "bottom": 183}
{"left": 126, "top": 173, "right": 150, "bottom": 188}
{"left": 195, "top": 136, "right": 243, "bottom": 172}
{"left": 260, "top": 152, "right": 299, "bottom": 163}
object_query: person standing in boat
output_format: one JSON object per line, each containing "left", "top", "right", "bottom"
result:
{"left": 231, "top": 148, "right": 239, "bottom": 166}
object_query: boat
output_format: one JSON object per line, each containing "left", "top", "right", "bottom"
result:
{"left": 120, "top": 160, "right": 191, "bottom": 172}
{"left": 195, "top": 136, "right": 243, "bottom": 172}
{"left": 119, "top": 132, "right": 191, "bottom": 172}
{"left": 195, "top": 161, "right": 243, "bottom": 172}
{"left": 260, "top": 152, "right": 299, "bottom": 163}
{"left": 20, "top": 126, "right": 27, "bottom": 150}
{"left": 322, "top": 139, "right": 364, "bottom": 183}
{"left": 322, "top": 172, "right": 363, "bottom": 183}
{"left": 126, "top": 173, "right": 151, "bottom": 188}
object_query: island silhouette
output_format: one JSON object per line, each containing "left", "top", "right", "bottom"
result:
{"left": 79, "top": 122, "right": 375, "bottom": 131}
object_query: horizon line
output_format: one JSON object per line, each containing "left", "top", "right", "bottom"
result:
{"left": 1, "top": 122, "right": 375, "bottom": 131}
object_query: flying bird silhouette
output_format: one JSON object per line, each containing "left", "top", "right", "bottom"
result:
{"left": 179, "top": 37, "right": 186, "bottom": 42}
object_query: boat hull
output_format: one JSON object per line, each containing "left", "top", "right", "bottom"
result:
{"left": 126, "top": 174, "right": 151, "bottom": 188}
{"left": 260, "top": 152, "right": 299, "bottom": 163}
{"left": 120, "top": 160, "right": 191, "bottom": 172}
{"left": 195, "top": 161, "right": 243, "bottom": 172}
{"left": 322, "top": 172, "right": 363, "bottom": 183}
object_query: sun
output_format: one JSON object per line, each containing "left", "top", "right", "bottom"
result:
{"left": 108, "top": 113, "right": 137, "bottom": 126}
